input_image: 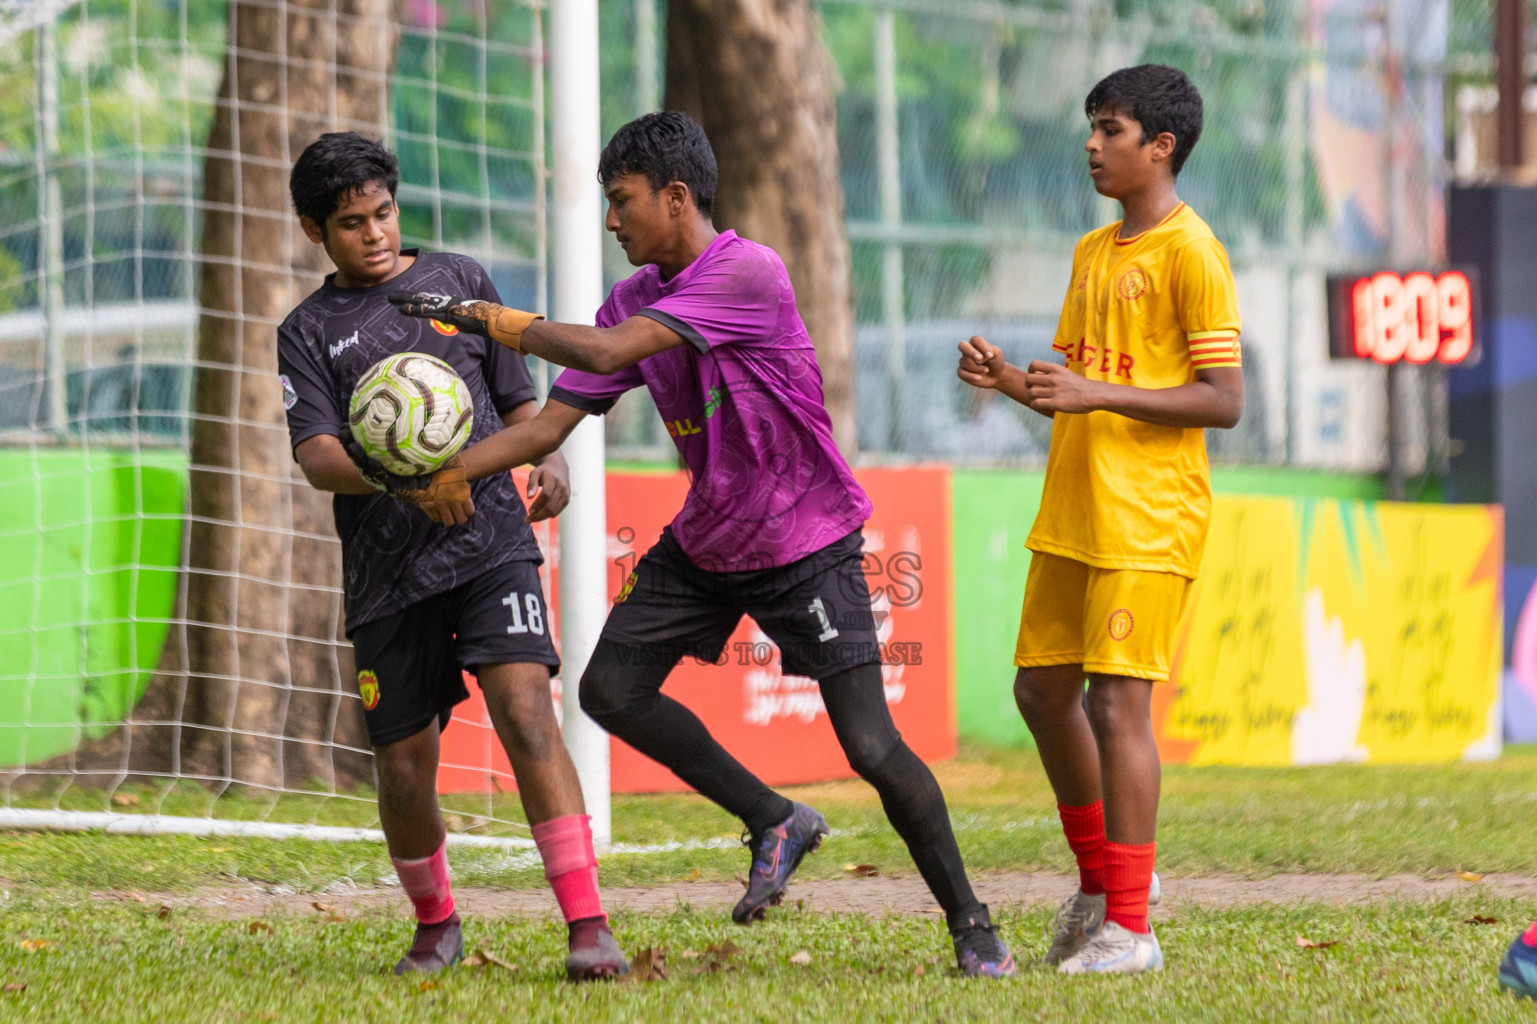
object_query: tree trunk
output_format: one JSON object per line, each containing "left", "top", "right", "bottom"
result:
{"left": 57, "top": 0, "right": 397, "bottom": 792}
{"left": 665, "top": 0, "right": 857, "bottom": 454}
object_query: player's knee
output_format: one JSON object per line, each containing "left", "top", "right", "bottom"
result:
{"left": 1014, "top": 668, "right": 1072, "bottom": 726}
{"left": 373, "top": 738, "right": 436, "bottom": 803}
{"left": 577, "top": 659, "right": 637, "bottom": 730}
{"left": 843, "top": 728, "right": 901, "bottom": 780}
{"left": 498, "top": 702, "right": 562, "bottom": 762}
{"left": 1084, "top": 682, "right": 1149, "bottom": 740}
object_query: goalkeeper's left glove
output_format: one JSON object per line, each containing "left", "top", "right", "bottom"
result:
{"left": 388, "top": 291, "right": 544, "bottom": 353}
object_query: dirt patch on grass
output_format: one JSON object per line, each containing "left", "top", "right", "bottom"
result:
{"left": 103, "top": 870, "right": 1537, "bottom": 921}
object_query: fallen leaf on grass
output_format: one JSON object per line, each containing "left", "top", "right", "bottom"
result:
{"left": 247, "top": 920, "right": 273, "bottom": 935}
{"left": 156, "top": 905, "right": 172, "bottom": 919}
{"left": 684, "top": 869, "right": 701, "bottom": 882}
{"left": 789, "top": 950, "right": 813, "bottom": 965}
{"left": 913, "top": 964, "right": 926, "bottom": 976}
{"left": 3, "top": 983, "right": 24, "bottom": 993}
{"left": 624, "top": 947, "right": 667, "bottom": 982}
{"left": 1295, "top": 936, "right": 1338, "bottom": 949}
{"left": 462, "top": 948, "right": 517, "bottom": 972}
{"left": 844, "top": 864, "right": 880, "bottom": 878}
{"left": 19, "top": 940, "right": 47, "bottom": 952}
{"left": 111, "top": 793, "right": 139, "bottom": 807}
{"left": 209, "top": 847, "right": 228, "bottom": 853}
{"left": 1457, "top": 870, "right": 1483, "bottom": 882}
{"left": 1464, "top": 915, "right": 1500, "bottom": 925}
{"left": 417, "top": 980, "right": 441, "bottom": 991}
{"left": 678, "top": 950, "right": 701, "bottom": 960}
{"left": 703, "top": 940, "right": 740, "bottom": 974}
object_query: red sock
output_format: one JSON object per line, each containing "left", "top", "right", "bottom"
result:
{"left": 1103, "top": 840, "right": 1156, "bottom": 934}
{"left": 532, "top": 814, "right": 606, "bottom": 923}
{"left": 1524, "top": 920, "right": 1537, "bottom": 946}
{"left": 1057, "top": 802, "right": 1106, "bottom": 895}
{"left": 392, "top": 839, "right": 456, "bottom": 925}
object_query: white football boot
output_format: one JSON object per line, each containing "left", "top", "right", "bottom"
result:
{"left": 1057, "top": 920, "right": 1163, "bottom": 975}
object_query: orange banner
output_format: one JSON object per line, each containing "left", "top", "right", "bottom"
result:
{"left": 437, "top": 466, "right": 955, "bottom": 793}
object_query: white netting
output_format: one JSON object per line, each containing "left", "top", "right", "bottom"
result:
{"left": 0, "top": 0, "right": 548, "bottom": 845}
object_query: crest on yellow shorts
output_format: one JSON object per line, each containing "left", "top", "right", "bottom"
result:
{"left": 1107, "top": 608, "right": 1135, "bottom": 642}
{"left": 357, "top": 669, "right": 381, "bottom": 710}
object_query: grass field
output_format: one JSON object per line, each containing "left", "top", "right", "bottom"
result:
{"left": 3, "top": 744, "right": 1536, "bottom": 1021}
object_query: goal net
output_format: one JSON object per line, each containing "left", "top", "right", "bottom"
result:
{"left": 0, "top": 0, "right": 550, "bottom": 847}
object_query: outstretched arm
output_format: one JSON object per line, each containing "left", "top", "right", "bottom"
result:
{"left": 498, "top": 399, "right": 571, "bottom": 522}
{"left": 388, "top": 291, "right": 685, "bottom": 374}
{"left": 458, "top": 397, "right": 589, "bottom": 483}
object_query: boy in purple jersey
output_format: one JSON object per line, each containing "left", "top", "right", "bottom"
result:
{"left": 278, "top": 133, "right": 627, "bottom": 980}
{"left": 386, "top": 112, "right": 1015, "bottom": 977}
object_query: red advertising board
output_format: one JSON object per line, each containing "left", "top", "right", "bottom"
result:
{"left": 436, "top": 466, "right": 955, "bottom": 793}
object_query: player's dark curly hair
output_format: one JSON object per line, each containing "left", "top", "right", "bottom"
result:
{"left": 1085, "top": 65, "right": 1204, "bottom": 175}
{"left": 288, "top": 132, "right": 400, "bottom": 236}
{"left": 598, "top": 111, "right": 717, "bottom": 216}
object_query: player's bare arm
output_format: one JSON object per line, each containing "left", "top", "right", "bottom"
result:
{"left": 502, "top": 399, "right": 570, "bottom": 522}
{"left": 457, "top": 398, "right": 588, "bottom": 487}
{"left": 296, "top": 434, "right": 477, "bottom": 528}
{"left": 1023, "top": 359, "right": 1243, "bottom": 429}
{"left": 956, "top": 336, "right": 1049, "bottom": 417}
{"left": 389, "top": 291, "right": 686, "bottom": 375}
{"left": 294, "top": 433, "right": 382, "bottom": 496}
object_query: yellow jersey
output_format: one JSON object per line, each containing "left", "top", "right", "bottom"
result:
{"left": 1025, "top": 203, "right": 1242, "bottom": 579}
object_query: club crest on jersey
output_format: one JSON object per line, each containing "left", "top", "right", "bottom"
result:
{"left": 357, "top": 669, "right": 381, "bottom": 710}
{"left": 430, "top": 319, "right": 459, "bottom": 336}
{"left": 1116, "top": 268, "right": 1147, "bottom": 301}
{"left": 1108, "top": 608, "right": 1134, "bottom": 642}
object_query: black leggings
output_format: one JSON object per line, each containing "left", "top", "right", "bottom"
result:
{"left": 579, "top": 641, "right": 987, "bottom": 930}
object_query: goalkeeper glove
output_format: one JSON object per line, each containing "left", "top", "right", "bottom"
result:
{"left": 388, "top": 291, "right": 544, "bottom": 353}
{"left": 339, "top": 432, "right": 472, "bottom": 509}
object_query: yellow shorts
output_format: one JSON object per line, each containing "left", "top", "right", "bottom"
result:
{"left": 1014, "top": 551, "right": 1191, "bottom": 681}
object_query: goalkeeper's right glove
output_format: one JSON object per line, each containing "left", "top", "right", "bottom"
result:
{"left": 388, "top": 291, "right": 544, "bottom": 353}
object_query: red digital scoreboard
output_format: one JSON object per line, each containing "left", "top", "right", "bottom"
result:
{"left": 1326, "top": 269, "right": 1480, "bottom": 366}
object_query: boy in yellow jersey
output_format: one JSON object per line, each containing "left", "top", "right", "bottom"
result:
{"left": 957, "top": 64, "right": 1243, "bottom": 975}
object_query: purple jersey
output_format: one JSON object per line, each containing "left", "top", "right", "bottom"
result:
{"left": 550, "top": 230, "right": 870, "bottom": 571}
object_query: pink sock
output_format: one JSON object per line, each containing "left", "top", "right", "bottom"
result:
{"left": 532, "top": 814, "right": 606, "bottom": 923}
{"left": 392, "top": 839, "right": 456, "bottom": 925}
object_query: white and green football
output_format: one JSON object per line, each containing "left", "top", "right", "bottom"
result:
{"left": 348, "top": 352, "right": 473, "bottom": 476}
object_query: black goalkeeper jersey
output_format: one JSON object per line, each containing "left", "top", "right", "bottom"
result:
{"left": 277, "top": 249, "right": 542, "bottom": 633}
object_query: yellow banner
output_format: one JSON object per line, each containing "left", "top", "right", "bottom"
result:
{"left": 1155, "top": 497, "right": 1503, "bottom": 765}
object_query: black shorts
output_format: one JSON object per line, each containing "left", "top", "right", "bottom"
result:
{"left": 601, "top": 527, "right": 879, "bottom": 679}
{"left": 349, "top": 558, "right": 559, "bottom": 746}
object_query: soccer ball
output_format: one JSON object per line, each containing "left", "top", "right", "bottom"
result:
{"left": 348, "top": 352, "right": 473, "bottom": 476}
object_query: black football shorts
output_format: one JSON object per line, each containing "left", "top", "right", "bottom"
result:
{"left": 349, "top": 558, "right": 559, "bottom": 746}
{"left": 600, "top": 527, "right": 880, "bottom": 679}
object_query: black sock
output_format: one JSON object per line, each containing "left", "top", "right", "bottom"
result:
{"left": 820, "top": 664, "right": 987, "bottom": 930}
{"left": 579, "top": 640, "right": 793, "bottom": 834}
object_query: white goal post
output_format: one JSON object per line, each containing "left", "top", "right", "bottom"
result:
{"left": 0, "top": 0, "right": 613, "bottom": 849}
